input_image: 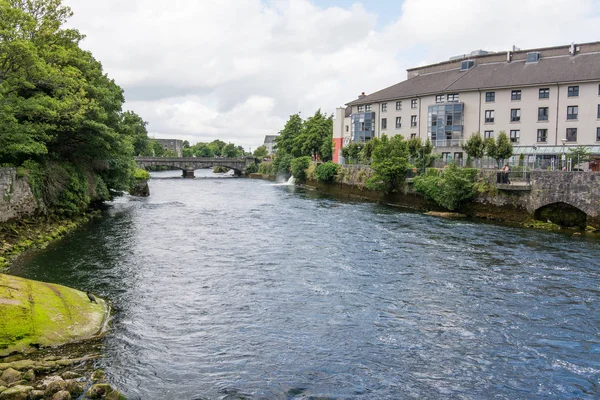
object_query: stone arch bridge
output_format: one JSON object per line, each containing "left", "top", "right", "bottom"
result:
{"left": 480, "top": 171, "right": 600, "bottom": 229}
{"left": 136, "top": 157, "right": 255, "bottom": 178}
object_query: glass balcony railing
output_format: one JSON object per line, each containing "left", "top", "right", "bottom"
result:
{"left": 432, "top": 139, "right": 464, "bottom": 147}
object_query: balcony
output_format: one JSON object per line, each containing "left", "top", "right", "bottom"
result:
{"left": 432, "top": 139, "right": 464, "bottom": 148}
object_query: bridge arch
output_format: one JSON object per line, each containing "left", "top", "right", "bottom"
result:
{"left": 534, "top": 202, "right": 587, "bottom": 229}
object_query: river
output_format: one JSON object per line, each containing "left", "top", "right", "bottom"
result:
{"left": 9, "top": 169, "right": 600, "bottom": 399}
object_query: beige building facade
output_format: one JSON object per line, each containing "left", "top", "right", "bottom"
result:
{"left": 334, "top": 42, "right": 600, "bottom": 168}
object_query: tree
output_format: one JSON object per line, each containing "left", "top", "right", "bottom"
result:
{"left": 342, "top": 142, "right": 362, "bottom": 164}
{"left": 208, "top": 139, "right": 226, "bottom": 156}
{"left": 413, "top": 165, "right": 478, "bottom": 211}
{"left": 366, "top": 134, "right": 410, "bottom": 193}
{"left": 485, "top": 131, "right": 512, "bottom": 168}
{"left": 462, "top": 132, "right": 485, "bottom": 166}
{"left": 222, "top": 143, "right": 239, "bottom": 158}
{"left": 119, "top": 111, "right": 151, "bottom": 156}
{"left": 276, "top": 113, "right": 303, "bottom": 157}
{"left": 495, "top": 131, "right": 513, "bottom": 167}
{"left": 152, "top": 140, "right": 165, "bottom": 157}
{"left": 568, "top": 146, "right": 593, "bottom": 169}
{"left": 253, "top": 145, "right": 268, "bottom": 158}
{"left": 182, "top": 140, "right": 190, "bottom": 148}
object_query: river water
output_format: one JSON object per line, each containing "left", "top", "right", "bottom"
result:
{"left": 10, "top": 170, "right": 600, "bottom": 399}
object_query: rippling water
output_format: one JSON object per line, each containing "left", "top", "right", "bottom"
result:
{"left": 10, "top": 169, "right": 600, "bottom": 399}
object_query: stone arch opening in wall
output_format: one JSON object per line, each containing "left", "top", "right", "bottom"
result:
{"left": 534, "top": 202, "right": 587, "bottom": 229}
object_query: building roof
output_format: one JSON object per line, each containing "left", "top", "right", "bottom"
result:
{"left": 264, "top": 135, "right": 278, "bottom": 144}
{"left": 347, "top": 50, "right": 600, "bottom": 106}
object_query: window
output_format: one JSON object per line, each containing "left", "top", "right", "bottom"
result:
{"left": 511, "top": 90, "right": 521, "bottom": 101}
{"left": 358, "top": 105, "right": 364, "bottom": 112}
{"left": 510, "top": 130, "right": 520, "bottom": 143}
{"left": 566, "top": 128, "right": 577, "bottom": 142}
{"left": 567, "top": 105, "right": 578, "bottom": 120}
{"left": 395, "top": 117, "right": 401, "bottom": 128}
{"left": 484, "top": 130, "right": 493, "bottom": 139}
{"left": 597, "top": 127, "right": 600, "bottom": 141}
{"left": 597, "top": 104, "right": 600, "bottom": 118}
{"left": 411, "top": 115, "right": 417, "bottom": 127}
{"left": 537, "top": 129, "right": 547, "bottom": 142}
{"left": 360, "top": 122, "right": 365, "bottom": 131}
{"left": 381, "top": 118, "right": 387, "bottom": 129}
{"left": 568, "top": 86, "right": 579, "bottom": 97}
{"left": 345, "top": 125, "right": 348, "bottom": 132}
{"left": 485, "top": 110, "right": 495, "bottom": 123}
{"left": 538, "top": 107, "right": 549, "bottom": 121}
{"left": 411, "top": 99, "right": 418, "bottom": 109}
{"left": 539, "top": 88, "right": 550, "bottom": 99}
{"left": 435, "top": 95, "right": 444, "bottom": 103}
{"left": 485, "top": 92, "right": 495, "bottom": 102}
{"left": 410, "top": 133, "right": 417, "bottom": 139}
{"left": 510, "top": 108, "right": 521, "bottom": 122}
{"left": 381, "top": 103, "right": 387, "bottom": 112}
{"left": 396, "top": 101, "right": 402, "bottom": 111}
{"left": 365, "top": 104, "right": 372, "bottom": 111}
{"left": 447, "top": 93, "right": 459, "bottom": 102}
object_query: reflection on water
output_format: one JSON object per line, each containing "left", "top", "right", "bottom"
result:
{"left": 10, "top": 170, "right": 600, "bottom": 399}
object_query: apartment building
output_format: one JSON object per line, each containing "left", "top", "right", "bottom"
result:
{"left": 263, "top": 135, "right": 278, "bottom": 155}
{"left": 155, "top": 139, "right": 183, "bottom": 157}
{"left": 333, "top": 42, "right": 600, "bottom": 168}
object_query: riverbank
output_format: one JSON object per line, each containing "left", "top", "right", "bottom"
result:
{"left": 0, "top": 212, "right": 101, "bottom": 271}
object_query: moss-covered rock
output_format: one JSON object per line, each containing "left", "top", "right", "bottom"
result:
{"left": 0, "top": 274, "right": 108, "bottom": 356}
{"left": 85, "top": 383, "right": 112, "bottom": 399}
{"left": 51, "top": 390, "right": 71, "bottom": 400}
{"left": 0, "top": 370, "right": 20, "bottom": 386}
{"left": 0, "top": 384, "right": 33, "bottom": 400}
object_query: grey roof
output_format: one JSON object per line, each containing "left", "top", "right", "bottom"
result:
{"left": 347, "top": 52, "right": 600, "bottom": 106}
{"left": 264, "top": 135, "right": 278, "bottom": 144}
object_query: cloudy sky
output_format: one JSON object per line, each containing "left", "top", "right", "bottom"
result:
{"left": 63, "top": 0, "right": 600, "bottom": 150}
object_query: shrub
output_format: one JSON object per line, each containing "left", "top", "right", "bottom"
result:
{"left": 258, "top": 161, "right": 273, "bottom": 175}
{"left": 290, "top": 156, "right": 311, "bottom": 184}
{"left": 365, "top": 135, "right": 411, "bottom": 193}
{"left": 316, "top": 161, "right": 339, "bottom": 183}
{"left": 133, "top": 168, "right": 150, "bottom": 180}
{"left": 413, "top": 165, "right": 478, "bottom": 211}
{"left": 273, "top": 154, "right": 294, "bottom": 175}
{"left": 244, "top": 163, "right": 258, "bottom": 174}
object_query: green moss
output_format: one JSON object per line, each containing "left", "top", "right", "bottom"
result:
{"left": 0, "top": 274, "right": 107, "bottom": 356}
{"left": 522, "top": 219, "right": 562, "bottom": 231}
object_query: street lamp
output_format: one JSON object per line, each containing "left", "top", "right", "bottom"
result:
{"left": 560, "top": 138, "right": 567, "bottom": 171}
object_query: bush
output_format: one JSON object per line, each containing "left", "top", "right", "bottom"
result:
{"left": 273, "top": 154, "right": 294, "bottom": 175}
{"left": 244, "top": 163, "right": 258, "bottom": 174}
{"left": 290, "top": 156, "right": 311, "bottom": 184}
{"left": 258, "top": 161, "right": 273, "bottom": 175}
{"left": 413, "top": 165, "right": 478, "bottom": 211}
{"left": 316, "top": 161, "right": 339, "bottom": 183}
{"left": 365, "top": 135, "right": 411, "bottom": 193}
{"left": 133, "top": 168, "right": 150, "bottom": 180}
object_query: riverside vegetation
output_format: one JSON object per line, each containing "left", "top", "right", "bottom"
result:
{"left": 0, "top": 1, "right": 158, "bottom": 397}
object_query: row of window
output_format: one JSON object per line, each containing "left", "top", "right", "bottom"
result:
{"left": 486, "top": 85, "right": 600, "bottom": 102}
{"left": 482, "top": 127, "right": 600, "bottom": 143}
{"left": 484, "top": 104, "right": 600, "bottom": 123}
{"left": 381, "top": 116, "right": 418, "bottom": 129}
{"left": 360, "top": 85, "right": 600, "bottom": 114}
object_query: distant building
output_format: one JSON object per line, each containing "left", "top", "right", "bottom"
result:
{"left": 264, "top": 135, "right": 278, "bottom": 155}
{"left": 155, "top": 139, "right": 183, "bottom": 157}
{"left": 334, "top": 41, "right": 600, "bottom": 169}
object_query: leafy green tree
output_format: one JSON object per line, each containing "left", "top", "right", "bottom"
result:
{"left": 495, "top": 131, "right": 513, "bottom": 167}
{"left": 182, "top": 148, "right": 194, "bottom": 157}
{"left": 208, "top": 139, "right": 226, "bottom": 156}
{"left": 273, "top": 153, "right": 294, "bottom": 175}
{"left": 359, "top": 138, "right": 377, "bottom": 164}
{"left": 119, "top": 111, "right": 151, "bottom": 156}
{"left": 366, "top": 134, "right": 410, "bottom": 193}
{"left": 342, "top": 142, "right": 363, "bottom": 164}
{"left": 568, "top": 146, "right": 593, "bottom": 168}
{"left": 484, "top": 137, "right": 497, "bottom": 165}
{"left": 253, "top": 145, "right": 268, "bottom": 158}
{"left": 290, "top": 156, "right": 311, "bottom": 184}
{"left": 276, "top": 113, "right": 303, "bottom": 157}
{"left": 152, "top": 141, "right": 165, "bottom": 157}
{"left": 222, "top": 143, "right": 239, "bottom": 158}
{"left": 182, "top": 140, "right": 190, "bottom": 148}
{"left": 462, "top": 132, "right": 485, "bottom": 166}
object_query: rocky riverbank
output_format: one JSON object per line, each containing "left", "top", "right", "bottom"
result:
{"left": 0, "top": 352, "right": 125, "bottom": 400}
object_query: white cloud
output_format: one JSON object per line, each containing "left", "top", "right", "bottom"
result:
{"left": 63, "top": 0, "right": 600, "bottom": 149}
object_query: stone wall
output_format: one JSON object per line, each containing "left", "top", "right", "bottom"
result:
{"left": 0, "top": 168, "right": 38, "bottom": 223}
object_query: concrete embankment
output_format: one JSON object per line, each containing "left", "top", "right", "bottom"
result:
{"left": 0, "top": 274, "right": 108, "bottom": 356}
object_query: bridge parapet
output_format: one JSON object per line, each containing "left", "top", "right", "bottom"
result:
{"left": 136, "top": 156, "right": 255, "bottom": 178}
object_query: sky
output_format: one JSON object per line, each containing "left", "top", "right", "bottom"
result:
{"left": 62, "top": 0, "right": 600, "bottom": 151}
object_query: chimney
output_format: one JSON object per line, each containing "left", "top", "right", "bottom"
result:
{"left": 569, "top": 42, "right": 577, "bottom": 56}
{"left": 506, "top": 50, "right": 512, "bottom": 63}
{"left": 358, "top": 92, "right": 366, "bottom": 99}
